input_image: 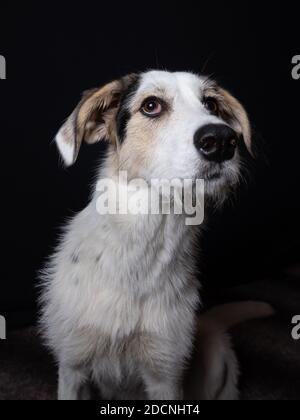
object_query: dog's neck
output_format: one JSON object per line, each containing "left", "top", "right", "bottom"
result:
{"left": 89, "top": 151, "right": 200, "bottom": 244}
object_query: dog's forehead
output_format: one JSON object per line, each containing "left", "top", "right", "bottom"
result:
{"left": 138, "top": 71, "right": 205, "bottom": 98}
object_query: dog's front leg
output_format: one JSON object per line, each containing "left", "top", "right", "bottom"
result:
{"left": 141, "top": 352, "right": 184, "bottom": 400}
{"left": 141, "top": 370, "right": 183, "bottom": 400}
{"left": 58, "top": 365, "right": 90, "bottom": 400}
{"left": 139, "top": 331, "right": 188, "bottom": 400}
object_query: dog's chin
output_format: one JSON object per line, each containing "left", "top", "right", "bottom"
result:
{"left": 200, "top": 161, "right": 241, "bottom": 204}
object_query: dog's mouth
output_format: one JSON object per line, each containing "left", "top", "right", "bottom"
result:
{"left": 203, "top": 171, "right": 222, "bottom": 181}
{"left": 201, "top": 164, "right": 223, "bottom": 181}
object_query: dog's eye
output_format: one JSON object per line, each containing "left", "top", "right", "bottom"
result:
{"left": 204, "top": 97, "right": 219, "bottom": 115}
{"left": 141, "top": 97, "right": 163, "bottom": 117}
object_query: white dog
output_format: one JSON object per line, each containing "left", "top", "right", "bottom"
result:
{"left": 40, "top": 71, "right": 273, "bottom": 400}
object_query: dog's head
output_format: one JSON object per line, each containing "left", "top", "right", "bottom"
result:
{"left": 56, "top": 71, "right": 251, "bottom": 197}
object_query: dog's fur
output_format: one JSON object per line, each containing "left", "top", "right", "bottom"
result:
{"left": 40, "top": 71, "right": 272, "bottom": 400}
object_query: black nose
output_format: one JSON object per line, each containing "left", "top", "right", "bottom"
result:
{"left": 194, "top": 124, "right": 238, "bottom": 162}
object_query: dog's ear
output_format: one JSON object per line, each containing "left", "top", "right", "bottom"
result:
{"left": 55, "top": 74, "right": 137, "bottom": 166}
{"left": 219, "top": 88, "right": 252, "bottom": 155}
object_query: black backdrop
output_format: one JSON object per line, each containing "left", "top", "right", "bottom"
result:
{"left": 0, "top": 1, "right": 299, "bottom": 326}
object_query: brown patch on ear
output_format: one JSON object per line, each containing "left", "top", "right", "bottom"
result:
{"left": 218, "top": 88, "right": 252, "bottom": 155}
{"left": 55, "top": 74, "right": 137, "bottom": 165}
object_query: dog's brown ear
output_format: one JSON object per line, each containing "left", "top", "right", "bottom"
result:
{"left": 219, "top": 88, "right": 252, "bottom": 155}
{"left": 55, "top": 74, "right": 137, "bottom": 166}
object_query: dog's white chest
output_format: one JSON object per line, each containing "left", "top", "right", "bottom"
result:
{"left": 42, "top": 203, "right": 200, "bottom": 380}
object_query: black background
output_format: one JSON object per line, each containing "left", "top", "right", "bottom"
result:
{"left": 0, "top": 1, "right": 299, "bottom": 326}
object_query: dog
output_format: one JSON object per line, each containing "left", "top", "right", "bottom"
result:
{"left": 40, "top": 70, "right": 273, "bottom": 400}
